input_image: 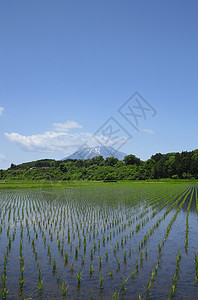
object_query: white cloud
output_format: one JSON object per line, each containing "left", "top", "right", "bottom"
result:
{"left": 4, "top": 120, "right": 128, "bottom": 156}
{"left": 0, "top": 107, "right": 4, "bottom": 116}
{"left": 140, "top": 128, "right": 155, "bottom": 135}
{"left": 5, "top": 130, "right": 93, "bottom": 154}
{"left": 0, "top": 154, "right": 6, "bottom": 160}
{"left": 53, "top": 120, "right": 82, "bottom": 132}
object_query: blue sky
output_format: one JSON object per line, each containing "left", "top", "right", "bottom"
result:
{"left": 0, "top": 0, "right": 198, "bottom": 169}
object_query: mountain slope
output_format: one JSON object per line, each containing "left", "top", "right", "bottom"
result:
{"left": 62, "top": 145, "right": 127, "bottom": 160}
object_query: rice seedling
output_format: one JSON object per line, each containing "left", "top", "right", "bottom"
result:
{"left": 75, "top": 247, "right": 78, "bottom": 259}
{"left": 1, "top": 287, "right": 8, "bottom": 299}
{"left": 21, "top": 265, "right": 24, "bottom": 276}
{"left": 171, "top": 283, "right": 175, "bottom": 296}
{"left": 117, "top": 260, "right": 120, "bottom": 270}
{"left": 64, "top": 253, "right": 68, "bottom": 263}
{"left": 177, "top": 251, "right": 181, "bottom": 264}
{"left": 84, "top": 241, "right": 87, "bottom": 252}
{"left": 136, "top": 223, "right": 140, "bottom": 232}
{"left": 117, "top": 241, "right": 119, "bottom": 250}
{"left": 70, "top": 261, "right": 74, "bottom": 272}
{"left": 76, "top": 272, "right": 82, "bottom": 285}
{"left": 81, "top": 255, "right": 85, "bottom": 265}
{"left": 113, "top": 290, "right": 119, "bottom": 300}
{"left": 53, "top": 259, "right": 56, "bottom": 272}
{"left": 121, "top": 275, "right": 129, "bottom": 291}
{"left": 195, "top": 252, "right": 198, "bottom": 267}
{"left": 19, "top": 274, "right": 25, "bottom": 287}
{"left": 140, "top": 251, "right": 144, "bottom": 265}
{"left": 99, "top": 274, "right": 103, "bottom": 289}
{"left": 145, "top": 281, "right": 151, "bottom": 297}
{"left": 1, "top": 274, "right": 7, "bottom": 286}
{"left": 136, "top": 260, "right": 139, "bottom": 272}
{"left": 32, "top": 239, "right": 35, "bottom": 250}
{"left": 39, "top": 278, "right": 44, "bottom": 291}
{"left": 151, "top": 269, "right": 155, "bottom": 282}
{"left": 62, "top": 282, "right": 69, "bottom": 296}
{"left": 131, "top": 270, "right": 135, "bottom": 279}
{"left": 124, "top": 251, "right": 127, "bottom": 263}
{"left": 90, "top": 264, "right": 94, "bottom": 276}
{"left": 99, "top": 256, "right": 102, "bottom": 267}
{"left": 90, "top": 249, "right": 93, "bottom": 260}
{"left": 109, "top": 269, "right": 113, "bottom": 278}
{"left": 145, "top": 248, "right": 148, "bottom": 260}
{"left": 57, "top": 269, "right": 60, "bottom": 281}
{"left": 129, "top": 245, "right": 132, "bottom": 258}
{"left": 158, "top": 243, "right": 162, "bottom": 255}
{"left": 155, "top": 263, "right": 158, "bottom": 274}
{"left": 103, "top": 235, "right": 105, "bottom": 246}
{"left": 195, "top": 252, "right": 198, "bottom": 285}
{"left": 106, "top": 251, "right": 108, "bottom": 261}
{"left": 58, "top": 239, "right": 61, "bottom": 250}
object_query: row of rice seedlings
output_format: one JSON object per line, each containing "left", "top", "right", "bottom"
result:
{"left": 110, "top": 188, "right": 181, "bottom": 259}
{"left": 17, "top": 196, "right": 72, "bottom": 296}
{"left": 138, "top": 187, "right": 190, "bottom": 252}
{"left": 144, "top": 189, "right": 192, "bottom": 296}
{"left": 195, "top": 186, "right": 198, "bottom": 215}
{"left": 185, "top": 187, "right": 194, "bottom": 252}
{"left": 19, "top": 226, "right": 25, "bottom": 294}
{"left": 151, "top": 186, "right": 188, "bottom": 218}
{"left": 135, "top": 185, "right": 183, "bottom": 224}
{"left": 139, "top": 249, "right": 160, "bottom": 299}
{"left": 1, "top": 237, "right": 13, "bottom": 299}
{"left": 137, "top": 189, "right": 191, "bottom": 297}
{"left": 152, "top": 185, "right": 186, "bottom": 210}
{"left": 162, "top": 188, "right": 192, "bottom": 246}
{"left": 24, "top": 219, "right": 48, "bottom": 294}
{"left": 168, "top": 250, "right": 181, "bottom": 299}
{"left": 134, "top": 190, "right": 166, "bottom": 221}
{"left": 195, "top": 252, "right": 198, "bottom": 285}
{"left": 142, "top": 184, "right": 185, "bottom": 212}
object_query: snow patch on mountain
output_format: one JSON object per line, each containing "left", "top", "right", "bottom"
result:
{"left": 62, "top": 145, "right": 127, "bottom": 160}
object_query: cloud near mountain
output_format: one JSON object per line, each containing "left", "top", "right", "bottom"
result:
{"left": 0, "top": 107, "right": 4, "bottom": 116}
{"left": 0, "top": 154, "right": 6, "bottom": 160}
{"left": 4, "top": 121, "right": 119, "bottom": 155}
{"left": 52, "top": 120, "right": 83, "bottom": 132}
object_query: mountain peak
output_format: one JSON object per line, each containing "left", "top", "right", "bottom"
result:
{"left": 62, "top": 145, "right": 127, "bottom": 160}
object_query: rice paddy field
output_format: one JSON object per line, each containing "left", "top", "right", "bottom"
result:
{"left": 0, "top": 182, "right": 198, "bottom": 299}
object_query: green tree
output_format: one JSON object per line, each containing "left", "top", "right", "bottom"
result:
{"left": 104, "top": 157, "right": 119, "bottom": 166}
{"left": 123, "top": 155, "right": 141, "bottom": 166}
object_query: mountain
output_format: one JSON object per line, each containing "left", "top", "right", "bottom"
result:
{"left": 62, "top": 145, "right": 127, "bottom": 160}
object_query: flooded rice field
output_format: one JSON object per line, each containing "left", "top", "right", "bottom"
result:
{"left": 0, "top": 183, "right": 198, "bottom": 299}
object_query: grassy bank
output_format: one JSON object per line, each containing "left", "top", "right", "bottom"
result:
{"left": 0, "top": 178, "right": 197, "bottom": 190}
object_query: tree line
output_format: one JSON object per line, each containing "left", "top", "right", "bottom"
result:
{"left": 0, "top": 149, "right": 198, "bottom": 181}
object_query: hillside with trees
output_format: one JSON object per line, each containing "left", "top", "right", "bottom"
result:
{"left": 0, "top": 149, "right": 198, "bottom": 181}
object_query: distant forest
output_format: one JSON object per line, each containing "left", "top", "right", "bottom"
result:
{"left": 1, "top": 149, "right": 198, "bottom": 181}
